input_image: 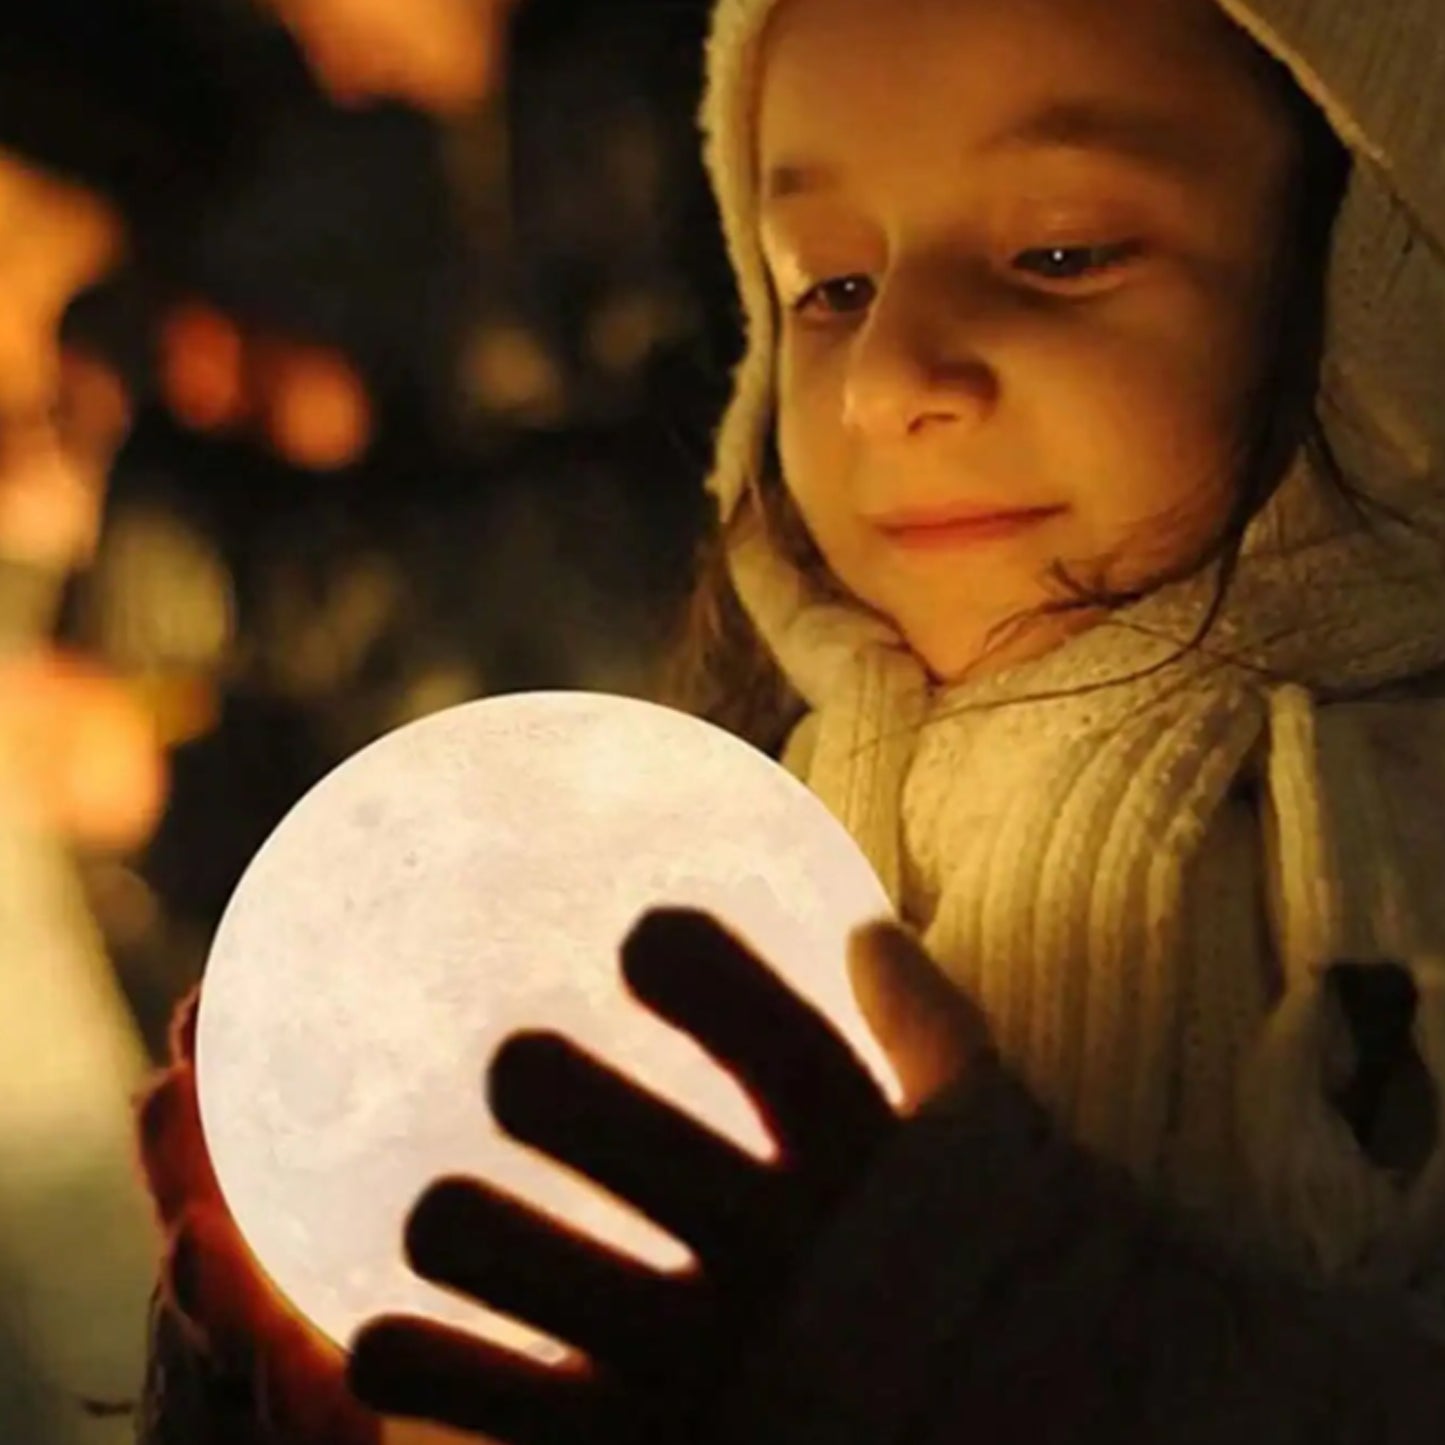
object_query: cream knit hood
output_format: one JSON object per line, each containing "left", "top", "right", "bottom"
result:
{"left": 699, "top": 0, "right": 1445, "bottom": 1292}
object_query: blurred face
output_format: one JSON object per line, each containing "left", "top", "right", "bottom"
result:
{"left": 758, "top": 0, "right": 1303, "bottom": 681}
{"left": 0, "top": 151, "right": 128, "bottom": 571}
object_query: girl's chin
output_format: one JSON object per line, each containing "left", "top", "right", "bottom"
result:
{"left": 900, "top": 603, "right": 1101, "bottom": 685}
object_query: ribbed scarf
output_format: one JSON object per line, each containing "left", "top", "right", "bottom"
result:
{"left": 732, "top": 434, "right": 1445, "bottom": 1285}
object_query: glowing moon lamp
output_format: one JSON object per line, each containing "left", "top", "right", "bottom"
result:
{"left": 195, "top": 691, "right": 898, "bottom": 1362}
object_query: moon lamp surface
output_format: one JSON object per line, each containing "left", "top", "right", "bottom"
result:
{"left": 196, "top": 690, "right": 897, "bottom": 1362}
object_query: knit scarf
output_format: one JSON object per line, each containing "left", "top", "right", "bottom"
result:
{"left": 734, "top": 457, "right": 1445, "bottom": 1282}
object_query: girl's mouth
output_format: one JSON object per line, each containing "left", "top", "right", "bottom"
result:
{"left": 871, "top": 504, "right": 1068, "bottom": 550}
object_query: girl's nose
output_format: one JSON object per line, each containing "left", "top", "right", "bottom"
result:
{"left": 842, "top": 284, "right": 999, "bottom": 441}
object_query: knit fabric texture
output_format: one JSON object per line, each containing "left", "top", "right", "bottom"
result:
{"left": 698, "top": 0, "right": 1445, "bottom": 1289}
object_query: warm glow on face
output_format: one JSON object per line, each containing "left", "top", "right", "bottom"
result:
{"left": 195, "top": 692, "right": 896, "bottom": 1358}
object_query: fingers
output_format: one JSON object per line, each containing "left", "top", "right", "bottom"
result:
{"left": 350, "top": 1316, "right": 611, "bottom": 1445}
{"left": 145, "top": 1000, "right": 379, "bottom": 1442}
{"left": 848, "top": 922, "right": 994, "bottom": 1110}
{"left": 167, "top": 985, "right": 202, "bottom": 1068}
{"left": 136, "top": 1062, "right": 219, "bottom": 1228}
{"left": 168, "top": 1208, "right": 380, "bottom": 1443}
{"left": 404, "top": 1177, "right": 714, "bottom": 1383}
{"left": 164, "top": 1195, "right": 302, "bottom": 1361}
{"left": 489, "top": 1032, "right": 792, "bottom": 1271}
{"left": 163, "top": 1208, "right": 260, "bottom": 1355}
{"left": 622, "top": 910, "right": 893, "bottom": 1185}
{"left": 258, "top": 1318, "right": 382, "bottom": 1445}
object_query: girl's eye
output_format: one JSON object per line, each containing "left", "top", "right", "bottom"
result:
{"left": 792, "top": 274, "right": 877, "bottom": 320}
{"left": 1013, "top": 242, "right": 1140, "bottom": 285}
{"left": 787, "top": 245, "right": 1137, "bottom": 320}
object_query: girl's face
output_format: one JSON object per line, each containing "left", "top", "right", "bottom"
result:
{"left": 758, "top": 0, "right": 1304, "bottom": 680}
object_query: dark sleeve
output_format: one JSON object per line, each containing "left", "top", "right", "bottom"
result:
{"left": 714, "top": 1071, "right": 1445, "bottom": 1445}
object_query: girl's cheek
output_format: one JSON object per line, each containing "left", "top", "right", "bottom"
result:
{"left": 1101, "top": 424, "right": 1241, "bottom": 587}
{"left": 778, "top": 347, "right": 848, "bottom": 446}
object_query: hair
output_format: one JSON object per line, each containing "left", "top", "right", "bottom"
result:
{"left": 654, "top": 37, "right": 1356, "bottom": 756}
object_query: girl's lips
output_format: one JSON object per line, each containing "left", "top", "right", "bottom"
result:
{"left": 872, "top": 505, "right": 1067, "bottom": 550}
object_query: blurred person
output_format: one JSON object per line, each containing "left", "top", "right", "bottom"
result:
{"left": 0, "top": 151, "right": 163, "bottom": 845}
{"left": 0, "top": 0, "right": 527, "bottom": 847}
{"left": 0, "top": 5, "right": 520, "bottom": 1441}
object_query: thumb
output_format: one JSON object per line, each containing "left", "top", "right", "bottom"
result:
{"left": 847, "top": 922, "right": 994, "bottom": 1111}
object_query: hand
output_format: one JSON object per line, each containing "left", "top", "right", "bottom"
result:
{"left": 347, "top": 908, "right": 989, "bottom": 1444}
{"left": 262, "top": 0, "right": 523, "bottom": 115}
{"left": 137, "top": 989, "right": 383, "bottom": 1445}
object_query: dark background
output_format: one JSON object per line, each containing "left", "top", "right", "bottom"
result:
{"left": 3, "top": 0, "right": 740, "bottom": 1058}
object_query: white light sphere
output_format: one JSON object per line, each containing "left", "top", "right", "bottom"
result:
{"left": 196, "top": 690, "right": 897, "bottom": 1362}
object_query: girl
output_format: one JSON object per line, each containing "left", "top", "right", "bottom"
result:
{"left": 140, "top": 0, "right": 1445, "bottom": 1438}
{"left": 683, "top": 0, "right": 1445, "bottom": 1284}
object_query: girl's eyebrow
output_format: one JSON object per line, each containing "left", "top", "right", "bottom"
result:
{"left": 977, "top": 99, "right": 1212, "bottom": 179}
{"left": 764, "top": 99, "right": 1208, "bottom": 204}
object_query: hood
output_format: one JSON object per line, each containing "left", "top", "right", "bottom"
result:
{"left": 699, "top": 0, "right": 1445, "bottom": 700}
